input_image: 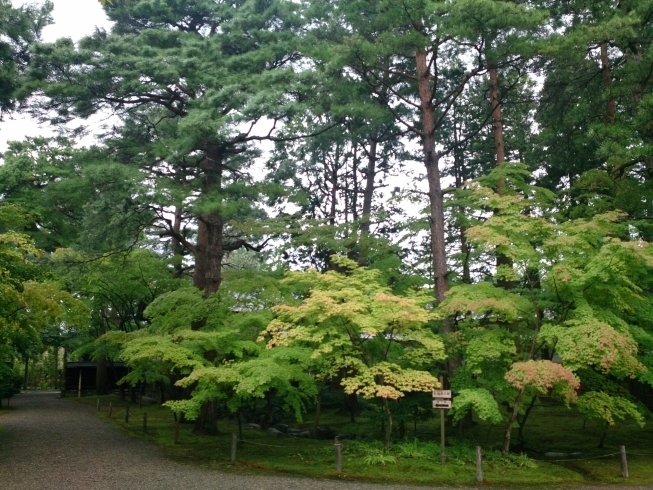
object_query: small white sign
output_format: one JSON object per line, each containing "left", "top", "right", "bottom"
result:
{"left": 432, "top": 399, "right": 452, "bottom": 409}
{"left": 432, "top": 390, "right": 452, "bottom": 399}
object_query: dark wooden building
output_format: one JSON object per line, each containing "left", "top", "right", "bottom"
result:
{"left": 630, "top": 379, "right": 653, "bottom": 411}
{"left": 64, "top": 361, "right": 128, "bottom": 395}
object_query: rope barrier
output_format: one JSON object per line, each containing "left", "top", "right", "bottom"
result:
{"left": 544, "top": 452, "right": 620, "bottom": 462}
{"left": 240, "top": 439, "right": 295, "bottom": 448}
{"left": 90, "top": 403, "right": 645, "bottom": 475}
{"left": 544, "top": 450, "right": 653, "bottom": 462}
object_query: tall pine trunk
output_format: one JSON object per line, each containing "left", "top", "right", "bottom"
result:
{"left": 193, "top": 148, "right": 225, "bottom": 297}
{"left": 415, "top": 47, "right": 449, "bottom": 311}
{"left": 171, "top": 204, "right": 185, "bottom": 278}
{"left": 453, "top": 117, "right": 471, "bottom": 285}
{"left": 600, "top": 42, "right": 616, "bottom": 124}
{"left": 191, "top": 147, "right": 224, "bottom": 435}
{"left": 488, "top": 59, "right": 515, "bottom": 290}
{"left": 360, "top": 138, "right": 377, "bottom": 235}
{"left": 488, "top": 64, "right": 506, "bottom": 166}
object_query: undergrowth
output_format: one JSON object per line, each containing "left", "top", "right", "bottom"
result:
{"left": 341, "top": 438, "right": 537, "bottom": 468}
{"left": 72, "top": 395, "right": 653, "bottom": 487}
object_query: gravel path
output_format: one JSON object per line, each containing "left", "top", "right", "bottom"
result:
{"left": 0, "top": 392, "right": 455, "bottom": 490}
{"left": 0, "top": 392, "right": 651, "bottom": 490}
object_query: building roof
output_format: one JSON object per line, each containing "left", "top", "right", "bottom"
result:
{"left": 66, "top": 361, "right": 126, "bottom": 368}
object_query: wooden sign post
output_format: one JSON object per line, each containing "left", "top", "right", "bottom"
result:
{"left": 433, "top": 379, "right": 451, "bottom": 465}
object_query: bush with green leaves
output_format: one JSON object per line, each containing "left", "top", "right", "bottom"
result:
{"left": 442, "top": 163, "right": 653, "bottom": 452}
{"left": 260, "top": 256, "right": 445, "bottom": 450}
{"left": 0, "top": 358, "right": 22, "bottom": 402}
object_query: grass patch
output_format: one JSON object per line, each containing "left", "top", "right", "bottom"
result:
{"left": 73, "top": 395, "right": 653, "bottom": 487}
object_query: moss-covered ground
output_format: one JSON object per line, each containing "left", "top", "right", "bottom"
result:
{"left": 74, "top": 395, "right": 653, "bottom": 487}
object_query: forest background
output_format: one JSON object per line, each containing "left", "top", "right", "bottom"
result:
{"left": 1, "top": 0, "right": 653, "bottom": 466}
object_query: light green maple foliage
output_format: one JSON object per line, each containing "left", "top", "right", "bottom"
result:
{"left": 441, "top": 163, "right": 652, "bottom": 452}
{"left": 0, "top": 204, "right": 89, "bottom": 397}
{"left": 104, "top": 267, "right": 317, "bottom": 429}
{"left": 260, "top": 256, "right": 444, "bottom": 449}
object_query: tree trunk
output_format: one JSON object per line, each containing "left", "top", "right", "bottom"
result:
{"left": 453, "top": 109, "right": 471, "bottom": 285}
{"left": 194, "top": 210, "right": 224, "bottom": 297}
{"left": 516, "top": 395, "right": 538, "bottom": 447}
{"left": 171, "top": 205, "right": 185, "bottom": 278}
{"left": 415, "top": 47, "right": 449, "bottom": 310}
{"left": 158, "top": 381, "right": 166, "bottom": 404}
{"left": 61, "top": 348, "right": 67, "bottom": 396}
{"left": 193, "top": 399, "right": 218, "bottom": 435}
{"left": 52, "top": 347, "right": 58, "bottom": 390}
{"left": 413, "top": 404, "right": 419, "bottom": 437}
{"left": 382, "top": 397, "right": 393, "bottom": 451}
{"left": 347, "top": 393, "right": 359, "bottom": 423}
{"left": 192, "top": 349, "right": 219, "bottom": 434}
{"left": 488, "top": 65, "right": 506, "bottom": 166}
{"left": 313, "top": 385, "right": 323, "bottom": 437}
{"left": 350, "top": 141, "right": 359, "bottom": 223}
{"left": 96, "top": 354, "right": 110, "bottom": 395}
{"left": 193, "top": 148, "right": 225, "bottom": 298}
{"left": 327, "top": 142, "right": 341, "bottom": 228}
{"left": 460, "top": 227, "right": 471, "bottom": 284}
{"left": 503, "top": 387, "right": 525, "bottom": 453}
{"left": 237, "top": 409, "right": 243, "bottom": 441}
{"left": 190, "top": 149, "right": 224, "bottom": 435}
{"left": 488, "top": 61, "right": 515, "bottom": 290}
{"left": 600, "top": 42, "right": 616, "bottom": 124}
{"left": 360, "top": 138, "right": 377, "bottom": 235}
{"left": 598, "top": 422, "right": 609, "bottom": 448}
{"left": 262, "top": 390, "right": 274, "bottom": 429}
{"left": 423, "top": 135, "right": 448, "bottom": 308}
{"left": 23, "top": 356, "right": 28, "bottom": 391}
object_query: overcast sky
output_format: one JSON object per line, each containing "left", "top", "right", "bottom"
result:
{"left": 0, "top": 0, "right": 112, "bottom": 152}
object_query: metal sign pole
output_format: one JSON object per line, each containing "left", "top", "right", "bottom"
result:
{"left": 439, "top": 376, "right": 445, "bottom": 465}
{"left": 432, "top": 379, "right": 452, "bottom": 465}
{"left": 440, "top": 407, "right": 445, "bottom": 465}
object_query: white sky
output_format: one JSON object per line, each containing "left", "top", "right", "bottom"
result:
{"left": 0, "top": 0, "right": 112, "bottom": 152}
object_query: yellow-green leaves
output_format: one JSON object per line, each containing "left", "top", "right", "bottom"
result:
{"left": 438, "top": 282, "right": 532, "bottom": 323}
{"left": 577, "top": 392, "right": 645, "bottom": 428}
{"left": 443, "top": 163, "right": 653, "bottom": 452}
{"left": 341, "top": 362, "right": 439, "bottom": 400}
{"left": 260, "top": 257, "right": 444, "bottom": 401}
{"left": 22, "top": 281, "right": 89, "bottom": 331}
{"left": 465, "top": 329, "right": 516, "bottom": 375}
{"left": 0, "top": 205, "right": 88, "bottom": 357}
{"left": 539, "top": 320, "right": 644, "bottom": 378}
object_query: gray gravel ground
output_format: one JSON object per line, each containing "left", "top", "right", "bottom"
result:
{"left": 0, "top": 392, "right": 651, "bottom": 490}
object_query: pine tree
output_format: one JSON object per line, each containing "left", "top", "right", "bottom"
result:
{"left": 304, "top": 0, "right": 546, "bottom": 324}
{"left": 0, "top": 0, "right": 51, "bottom": 114}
